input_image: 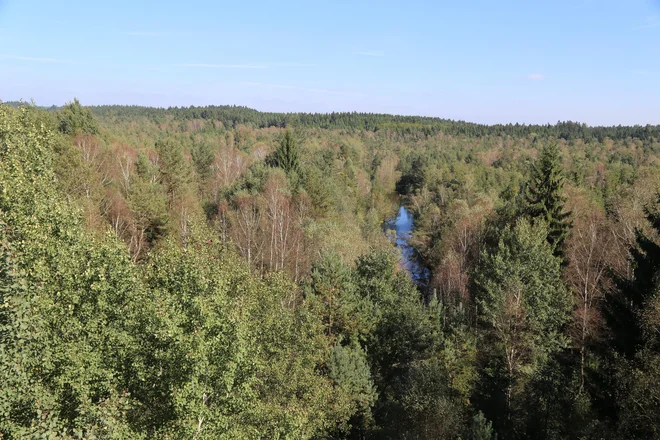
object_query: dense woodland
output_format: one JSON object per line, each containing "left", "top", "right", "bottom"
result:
{"left": 1, "top": 99, "right": 659, "bottom": 439}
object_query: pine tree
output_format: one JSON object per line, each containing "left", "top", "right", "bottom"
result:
{"left": 525, "top": 141, "right": 572, "bottom": 262}
{"left": 273, "top": 129, "right": 301, "bottom": 175}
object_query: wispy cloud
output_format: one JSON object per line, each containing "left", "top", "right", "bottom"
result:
{"left": 176, "top": 63, "right": 267, "bottom": 69}
{"left": 353, "top": 51, "right": 384, "bottom": 57}
{"left": 635, "top": 16, "right": 660, "bottom": 30}
{"left": 241, "top": 81, "right": 364, "bottom": 97}
{"left": 528, "top": 73, "right": 545, "bottom": 80}
{"left": 4, "top": 55, "right": 72, "bottom": 63}
{"left": 0, "top": 63, "right": 29, "bottom": 72}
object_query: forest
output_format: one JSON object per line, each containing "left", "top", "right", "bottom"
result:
{"left": 0, "top": 99, "right": 659, "bottom": 439}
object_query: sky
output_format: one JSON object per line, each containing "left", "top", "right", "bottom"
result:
{"left": 1, "top": 0, "right": 659, "bottom": 125}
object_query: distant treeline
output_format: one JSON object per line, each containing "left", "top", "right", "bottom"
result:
{"left": 88, "top": 104, "right": 660, "bottom": 141}
{"left": 1, "top": 100, "right": 58, "bottom": 111}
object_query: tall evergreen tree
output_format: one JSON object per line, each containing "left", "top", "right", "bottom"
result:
{"left": 472, "top": 219, "right": 571, "bottom": 437}
{"left": 273, "top": 129, "right": 301, "bottom": 175}
{"left": 525, "top": 141, "right": 572, "bottom": 262}
{"left": 191, "top": 141, "right": 215, "bottom": 179}
{"left": 155, "top": 138, "right": 190, "bottom": 208}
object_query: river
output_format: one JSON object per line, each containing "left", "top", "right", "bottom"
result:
{"left": 384, "top": 206, "right": 430, "bottom": 285}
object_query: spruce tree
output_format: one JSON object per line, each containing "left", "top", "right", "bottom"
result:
{"left": 155, "top": 138, "right": 190, "bottom": 208}
{"left": 273, "top": 129, "right": 301, "bottom": 175}
{"left": 473, "top": 219, "right": 571, "bottom": 435}
{"left": 525, "top": 141, "right": 572, "bottom": 262}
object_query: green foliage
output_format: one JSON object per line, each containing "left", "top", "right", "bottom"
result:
{"left": 3, "top": 99, "right": 660, "bottom": 438}
{"left": 89, "top": 104, "right": 660, "bottom": 142}
{"left": 614, "top": 348, "right": 660, "bottom": 438}
{"left": 470, "top": 411, "right": 497, "bottom": 440}
{"left": 136, "top": 151, "right": 157, "bottom": 181}
{"left": 191, "top": 141, "right": 215, "bottom": 179}
{"left": 156, "top": 138, "right": 190, "bottom": 203}
{"left": 604, "top": 198, "right": 660, "bottom": 438}
{"left": 0, "top": 104, "right": 355, "bottom": 439}
{"left": 0, "top": 105, "right": 144, "bottom": 438}
{"left": 475, "top": 219, "right": 571, "bottom": 358}
{"left": 57, "top": 98, "right": 99, "bottom": 136}
{"left": 348, "top": 251, "right": 475, "bottom": 438}
{"left": 301, "top": 166, "right": 334, "bottom": 216}
{"left": 272, "top": 129, "right": 301, "bottom": 176}
{"left": 307, "top": 252, "right": 363, "bottom": 343}
{"left": 138, "top": 235, "right": 351, "bottom": 438}
{"left": 382, "top": 355, "right": 470, "bottom": 439}
{"left": 606, "top": 195, "right": 660, "bottom": 357}
{"left": 473, "top": 219, "right": 571, "bottom": 436}
{"left": 128, "top": 179, "right": 169, "bottom": 246}
{"left": 307, "top": 249, "right": 478, "bottom": 439}
{"left": 524, "top": 141, "right": 573, "bottom": 261}
{"left": 327, "top": 344, "right": 377, "bottom": 424}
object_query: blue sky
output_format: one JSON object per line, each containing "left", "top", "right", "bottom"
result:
{"left": 1, "top": 0, "right": 659, "bottom": 125}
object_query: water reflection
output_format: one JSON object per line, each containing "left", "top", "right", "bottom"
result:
{"left": 385, "top": 206, "right": 430, "bottom": 285}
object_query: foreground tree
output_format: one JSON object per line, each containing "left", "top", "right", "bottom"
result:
{"left": 473, "top": 219, "right": 572, "bottom": 437}
{"left": 354, "top": 251, "right": 475, "bottom": 439}
{"left": 140, "top": 233, "right": 354, "bottom": 438}
{"left": 0, "top": 104, "right": 145, "bottom": 438}
{"left": 565, "top": 205, "right": 616, "bottom": 395}
{"left": 604, "top": 196, "right": 660, "bottom": 437}
{"left": 607, "top": 196, "right": 660, "bottom": 357}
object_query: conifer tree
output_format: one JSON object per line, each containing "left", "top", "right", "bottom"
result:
{"left": 525, "top": 141, "right": 572, "bottom": 262}
{"left": 473, "top": 219, "right": 571, "bottom": 435}
{"left": 56, "top": 98, "right": 99, "bottom": 136}
{"left": 155, "top": 138, "right": 190, "bottom": 208}
{"left": 273, "top": 129, "right": 301, "bottom": 175}
{"left": 191, "top": 141, "right": 214, "bottom": 179}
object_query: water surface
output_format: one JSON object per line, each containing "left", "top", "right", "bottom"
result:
{"left": 385, "top": 206, "right": 430, "bottom": 285}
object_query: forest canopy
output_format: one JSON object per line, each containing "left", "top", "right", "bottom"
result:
{"left": 0, "top": 100, "right": 659, "bottom": 439}
{"left": 87, "top": 104, "right": 660, "bottom": 142}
